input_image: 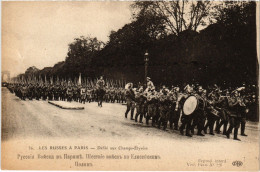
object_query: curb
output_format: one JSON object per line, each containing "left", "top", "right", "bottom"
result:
{"left": 48, "top": 101, "right": 84, "bottom": 110}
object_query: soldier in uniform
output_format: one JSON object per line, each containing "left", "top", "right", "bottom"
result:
{"left": 121, "top": 88, "right": 126, "bottom": 103}
{"left": 226, "top": 90, "right": 243, "bottom": 141}
{"left": 86, "top": 87, "right": 92, "bottom": 103}
{"left": 134, "top": 87, "right": 146, "bottom": 123}
{"left": 60, "top": 85, "right": 67, "bottom": 101}
{"left": 34, "top": 83, "right": 41, "bottom": 100}
{"left": 42, "top": 84, "right": 48, "bottom": 100}
{"left": 168, "top": 86, "right": 179, "bottom": 130}
{"left": 124, "top": 83, "right": 135, "bottom": 120}
{"left": 146, "top": 88, "right": 157, "bottom": 126}
{"left": 204, "top": 90, "right": 219, "bottom": 135}
{"left": 72, "top": 85, "right": 78, "bottom": 102}
{"left": 96, "top": 76, "right": 106, "bottom": 107}
{"left": 190, "top": 87, "right": 207, "bottom": 136}
{"left": 21, "top": 84, "right": 28, "bottom": 100}
{"left": 27, "top": 84, "right": 34, "bottom": 100}
{"left": 110, "top": 87, "right": 116, "bottom": 103}
{"left": 53, "top": 84, "right": 60, "bottom": 101}
{"left": 146, "top": 77, "right": 154, "bottom": 90}
{"left": 92, "top": 87, "right": 97, "bottom": 102}
{"left": 179, "top": 85, "right": 192, "bottom": 137}
{"left": 66, "top": 85, "right": 73, "bottom": 102}
{"left": 239, "top": 89, "right": 249, "bottom": 136}
{"left": 104, "top": 86, "right": 110, "bottom": 102}
{"left": 115, "top": 88, "right": 121, "bottom": 103}
{"left": 80, "top": 86, "right": 87, "bottom": 104}
{"left": 48, "top": 84, "right": 54, "bottom": 101}
{"left": 215, "top": 90, "right": 230, "bottom": 135}
{"left": 158, "top": 86, "right": 171, "bottom": 130}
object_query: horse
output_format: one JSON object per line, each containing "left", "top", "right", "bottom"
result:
{"left": 96, "top": 88, "right": 106, "bottom": 107}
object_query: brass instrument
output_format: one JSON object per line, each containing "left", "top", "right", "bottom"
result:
{"left": 228, "top": 95, "right": 247, "bottom": 107}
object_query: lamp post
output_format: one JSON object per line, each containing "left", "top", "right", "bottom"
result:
{"left": 144, "top": 50, "right": 149, "bottom": 88}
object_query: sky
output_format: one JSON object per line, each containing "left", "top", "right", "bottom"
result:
{"left": 2, "top": 1, "right": 133, "bottom": 77}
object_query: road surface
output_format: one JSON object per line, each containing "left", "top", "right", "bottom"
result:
{"left": 1, "top": 87, "right": 259, "bottom": 170}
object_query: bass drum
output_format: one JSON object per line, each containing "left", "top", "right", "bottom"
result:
{"left": 183, "top": 95, "right": 205, "bottom": 115}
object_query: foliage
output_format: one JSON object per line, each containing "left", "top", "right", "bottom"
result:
{"left": 19, "top": 1, "right": 257, "bottom": 87}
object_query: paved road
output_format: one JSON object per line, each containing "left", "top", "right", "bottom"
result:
{"left": 1, "top": 87, "right": 259, "bottom": 170}
{"left": 1, "top": 87, "right": 259, "bottom": 142}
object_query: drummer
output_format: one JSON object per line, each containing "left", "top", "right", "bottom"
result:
{"left": 190, "top": 86, "right": 207, "bottom": 136}
{"left": 179, "top": 85, "right": 194, "bottom": 137}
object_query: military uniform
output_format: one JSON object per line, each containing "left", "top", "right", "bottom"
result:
{"left": 146, "top": 91, "right": 157, "bottom": 126}
{"left": 215, "top": 95, "right": 230, "bottom": 135}
{"left": 158, "top": 89, "right": 171, "bottom": 130}
{"left": 125, "top": 87, "right": 135, "bottom": 119}
{"left": 80, "top": 87, "right": 87, "bottom": 104}
{"left": 204, "top": 92, "right": 218, "bottom": 135}
{"left": 190, "top": 94, "right": 207, "bottom": 136}
{"left": 67, "top": 86, "right": 73, "bottom": 102}
{"left": 134, "top": 91, "right": 146, "bottom": 123}
{"left": 96, "top": 78, "right": 105, "bottom": 107}
{"left": 168, "top": 90, "right": 179, "bottom": 130}
{"left": 179, "top": 93, "right": 192, "bottom": 137}
{"left": 226, "top": 93, "right": 242, "bottom": 141}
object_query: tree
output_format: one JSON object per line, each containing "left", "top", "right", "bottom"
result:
{"left": 25, "top": 66, "right": 39, "bottom": 76}
{"left": 131, "top": 1, "right": 212, "bottom": 36}
{"left": 66, "top": 36, "right": 104, "bottom": 63}
{"left": 65, "top": 36, "right": 105, "bottom": 77}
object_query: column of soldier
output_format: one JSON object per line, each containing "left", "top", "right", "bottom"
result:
{"left": 6, "top": 78, "right": 127, "bottom": 104}
{"left": 124, "top": 77, "right": 257, "bottom": 141}
{"left": 6, "top": 76, "right": 257, "bottom": 141}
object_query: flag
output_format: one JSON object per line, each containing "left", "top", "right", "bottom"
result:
{"left": 56, "top": 76, "right": 60, "bottom": 85}
{"left": 84, "top": 77, "right": 87, "bottom": 87}
{"left": 78, "top": 73, "right": 82, "bottom": 86}
{"left": 45, "top": 75, "right": 47, "bottom": 85}
{"left": 50, "top": 76, "right": 53, "bottom": 85}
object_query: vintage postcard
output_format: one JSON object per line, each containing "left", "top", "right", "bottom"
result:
{"left": 1, "top": 1, "right": 259, "bottom": 171}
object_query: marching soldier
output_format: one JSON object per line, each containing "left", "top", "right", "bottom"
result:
{"left": 125, "top": 83, "right": 135, "bottom": 120}
{"left": 21, "top": 84, "right": 28, "bottom": 100}
{"left": 226, "top": 90, "right": 243, "bottom": 141}
{"left": 67, "top": 85, "right": 73, "bottom": 102}
{"left": 110, "top": 87, "right": 116, "bottom": 103}
{"left": 96, "top": 76, "right": 106, "bottom": 107}
{"left": 190, "top": 87, "right": 207, "bottom": 136}
{"left": 53, "top": 84, "right": 60, "bottom": 101}
{"left": 115, "top": 88, "right": 121, "bottom": 103}
{"left": 42, "top": 84, "right": 48, "bottom": 100}
{"left": 135, "top": 86, "right": 146, "bottom": 123}
{"left": 239, "top": 89, "right": 250, "bottom": 136}
{"left": 60, "top": 86, "right": 67, "bottom": 101}
{"left": 158, "top": 86, "right": 171, "bottom": 130}
{"left": 86, "top": 87, "right": 92, "bottom": 103}
{"left": 47, "top": 84, "right": 54, "bottom": 101}
{"left": 146, "top": 77, "right": 154, "bottom": 89}
{"left": 169, "top": 86, "right": 179, "bottom": 130}
{"left": 80, "top": 86, "right": 87, "bottom": 104}
{"left": 179, "top": 85, "right": 192, "bottom": 137}
{"left": 104, "top": 86, "right": 110, "bottom": 102}
{"left": 215, "top": 90, "right": 230, "bottom": 135}
{"left": 146, "top": 88, "right": 157, "bottom": 126}
{"left": 204, "top": 90, "right": 219, "bottom": 135}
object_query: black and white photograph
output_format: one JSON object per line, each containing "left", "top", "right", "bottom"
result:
{"left": 1, "top": 1, "right": 259, "bottom": 171}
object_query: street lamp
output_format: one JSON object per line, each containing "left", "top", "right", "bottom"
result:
{"left": 144, "top": 50, "right": 149, "bottom": 88}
